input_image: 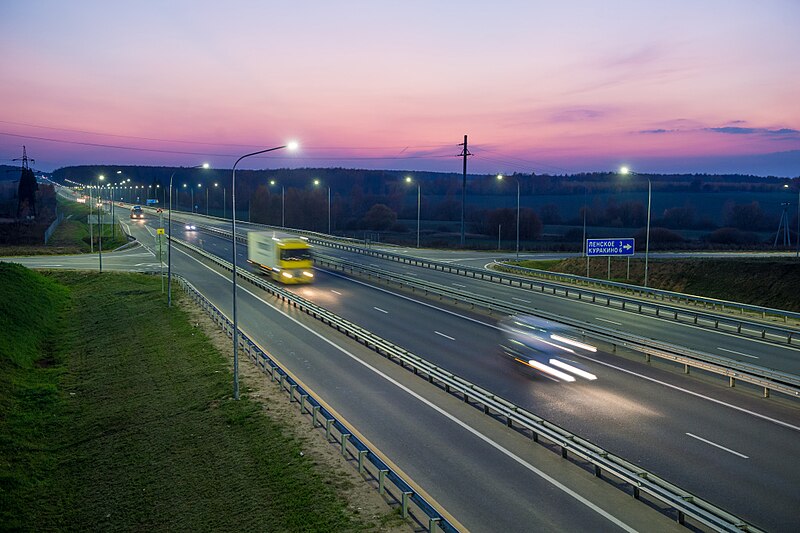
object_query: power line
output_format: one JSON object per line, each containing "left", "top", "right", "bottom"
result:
{"left": 0, "top": 119, "right": 454, "bottom": 151}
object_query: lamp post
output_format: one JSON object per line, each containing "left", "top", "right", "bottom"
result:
{"left": 231, "top": 142, "right": 298, "bottom": 400}
{"left": 405, "top": 176, "right": 421, "bottom": 248}
{"left": 98, "top": 175, "right": 105, "bottom": 272}
{"left": 783, "top": 183, "right": 800, "bottom": 258}
{"left": 168, "top": 163, "right": 209, "bottom": 307}
{"left": 620, "top": 166, "right": 651, "bottom": 287}
{"left": 313, "top": 178, "right": 331, "bottom": 234}
{"left": 270, "top": 179, "right": 285, "bottom": 227}
{"left": 497, "top": 174, "right": 520, "bottom": 258}
{"left": 206, "top": 184, "right": 209, "bottom": 215}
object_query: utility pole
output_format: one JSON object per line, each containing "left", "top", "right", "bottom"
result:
{"left": 457, "top": 135, "right": 471, "bottom": 247}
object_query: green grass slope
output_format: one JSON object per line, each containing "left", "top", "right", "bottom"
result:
{"left": 1, "top": 266, "right": 377, "bottom": 531}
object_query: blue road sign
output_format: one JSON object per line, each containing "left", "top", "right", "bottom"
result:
{"left": 146, "top": 198, "right": 159, "bottom": 205}
{"left": 586, "top": 238, "right": 635, "bottom": 256}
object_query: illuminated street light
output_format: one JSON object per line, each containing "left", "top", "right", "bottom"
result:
{"left": 270, "top": 179, "right": 285, "bottom": 227}
{"left": 497, "top": 174, "right": 520, "bottom": 258}
{"left": 620, "top": 166, "right": 651, "bottom": 287}
{"left": 168, "top": 164, "right": 210, "bottom": 307}
{"left": 405, "top": 176, "right": 421, "bottom": 248}
{"left": 231, "top": 142, "right": 298, "bottom": 400}
{"left": 97, "top": 175, "right": 105, "bottom": 272}
{"left": 313, "top": 179, "right": 331, "bottom": 234}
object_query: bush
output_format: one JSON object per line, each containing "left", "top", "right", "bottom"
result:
{"left": 703, "top": 227, "right": 762, "bottom": 245}
{"left": 633, "top": 227, "right": 684, "bottom": 243}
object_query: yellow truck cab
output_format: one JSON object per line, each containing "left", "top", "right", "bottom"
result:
{"left": 247, "top": 231, "right": 314, "bottom": 284}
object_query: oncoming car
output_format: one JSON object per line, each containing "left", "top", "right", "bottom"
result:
{"left": 498, "top": 315, "right": 598, "bottom": 382}
{"left": 130, "top": 205, "right": 144, "bottom": 219}
{"left": 185, "top": 223, "right": 196, "bottom": 230}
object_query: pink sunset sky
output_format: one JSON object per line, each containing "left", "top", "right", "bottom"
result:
{"left": 1, "top": 1, "right": 799, "bottom": 175}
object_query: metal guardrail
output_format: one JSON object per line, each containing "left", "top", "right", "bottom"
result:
{"left": 314, "top": 240, "right": 800, "bottom": 346}
{"left": 175, "top": 274, "right": 458, "bottom": 533}
{"left": 188, "top": 221, "right": 800, "bottom": 399}
{"left": 171, "top": 234, "right": 765, "bottom": 533}
{"left": 315, "top": 253, "right": 800, "bottom": 400}
{"left": 43, "top": 212, "right": 64, "bottom": 244}
{"left": 495, "top": 262, "right": 800, "bottom": 323}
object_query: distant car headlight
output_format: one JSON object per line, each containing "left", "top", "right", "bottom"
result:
{"left": 185, "top": 224, "right": 196, "bottom": 230}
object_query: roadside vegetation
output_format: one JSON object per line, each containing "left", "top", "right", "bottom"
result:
{"left": 0, "top": 196, "right": 128, "bottom": 256}
{"left": 509, "top": 257, "right": 800, "bottom": 312}
{"left": 0, "top": 264, "right": 392, "bottom": 531}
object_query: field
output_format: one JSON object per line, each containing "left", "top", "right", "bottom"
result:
{"left": 0, "top": 197, "right": 129, "bottom": 256}
{"left": 0, "top": 264, "right": 400, "bottom": 531}
{"left": 511, "top": 256, "right": 800, "bottom": 312}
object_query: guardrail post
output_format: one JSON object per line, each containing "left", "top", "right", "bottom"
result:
{"left": 270, "top": 365, "right": 277, "bottom": 382}
{"left": 300, "top": 394, "right": 307, "bottom": 414}
{"left": 401, "top": 491, "right": 412, "bottom": 518}
{"left": 677, "top": 510, "right": 685, "bottom": 525}
{"left": 289, "top": 384, "right": 297, "bottom": 401}
{"left": 729, "top": 377, "right": 736, "bottom": 388}
{"left": 312, "top": 406, "right": 320, "bottom": 427}
{"left": 325, "top": 418, "right": 333, "bottom": 440}
{"left": 764, "top": 387, "right": 770, "bottom": 398}
{"left": 428, "top": 517, "right": 441, "bottom": 532}
{"left": 358, "top": 450, "right": 368, "bottom": 474}
{"left": 684, "top": 364, "right": 690, "bottom": 374}
{"left": 633, "top": 485, "right": 640, "bottom": 500}
{"left": 341, "top": 433, "right": 350, "bottom": 456}
{"left": 594, "top": 464, "right": 601, "bottom": 477}
{"left": 378, "top": 470, "right": 388, "bottom": 495}
{"left": 280, "top": 374, "right": 286, "bottom": 391}
{"left": 561, "top": 445, "right": 568, "bottom": 458}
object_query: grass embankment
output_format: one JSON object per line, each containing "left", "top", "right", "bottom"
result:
{"left": 0, "top": 263, "right": 380, "bottom": 531}
{"left": 511, "top": 257, "right": 800, "bottom": 312}
{"left": 0, "top": 197, "right": 128, "bottom": 256}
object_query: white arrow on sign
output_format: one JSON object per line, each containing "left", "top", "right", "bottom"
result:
{"left": 623, "top": 244, "right": 632, "bottom": 250}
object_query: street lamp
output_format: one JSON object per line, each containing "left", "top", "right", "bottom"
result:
{"left": 98, "top": 175, "right": 105, "bottom": 272}
{"left": 405, "top": 176, "right": 421, "bottom": 248}
{"left": 497, "top": 174, "right": 520, "bottom": 258}
{"left": 313, "top": 178, "right": 331, "bottom": 234}
{"left": 231, "top": 141, "right": 298, "bottom": 400}
{"left": 620, "top": 166, "right": 651, "bottom": 287}
{"left": 168, "top": 163, "right": 209, "bottom": 307}
{"left": 270, "top": 179, "right": 285, "bottom": 227}
{"left": 783, "top": 183, "right": 800, "bottom": 258}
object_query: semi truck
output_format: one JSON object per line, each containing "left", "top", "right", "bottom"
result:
{"left": 247, "top": 231, "right": 314, "bottom": 284}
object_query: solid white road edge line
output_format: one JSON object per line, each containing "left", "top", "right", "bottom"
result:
{"left": 320, "top": 267, "right": 800, "bottom": 432}
{"left": 172, "top": 245, "right": 639, "bottom": 532}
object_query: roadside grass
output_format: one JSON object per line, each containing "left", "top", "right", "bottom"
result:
{"left": 0, "top": 197, "right": 128, "bottom": 256}
{"left": 1, "top": 265, "right": 378, "bottom": 531}
{"left": 511, "top": 256, "right": 800, "bottom": 312}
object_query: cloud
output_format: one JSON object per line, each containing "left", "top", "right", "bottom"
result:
{"left": 635, "top": 123, "right": 800, "bottom": 140}
{"left": 707, "top": 126, "right": 800, "bottom": 138}
{"left": 549, "top": 107, "right": 606, "bottom": 122}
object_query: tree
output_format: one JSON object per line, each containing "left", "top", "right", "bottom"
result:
{"left": 724, "top": 201, "right": 765, "bottom": 230}
{"left": 363, "top": 204, "right": 397, "bottom": 230}
{"left": 17, "top": 167, "right": 38, "bottom": 218}
{"left": 539, "top": 203, "right": 562, "bottom": 224}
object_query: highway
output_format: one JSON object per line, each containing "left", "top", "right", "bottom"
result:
{"left": 158, "top": 212, "right": 799, "bottom": 531}
{"left": 124, "top": 218, "right": 683, "bottom": 532}
{"left": 5, "top": 209, "right": 799, "bottom": 531}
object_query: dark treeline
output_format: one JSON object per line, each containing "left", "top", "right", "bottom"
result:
{"left": 52, "top": 165, "right": 800, "bottom": 247}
